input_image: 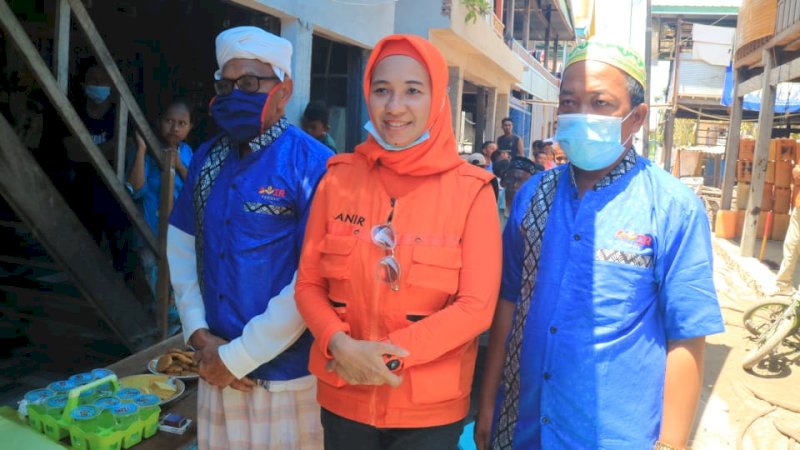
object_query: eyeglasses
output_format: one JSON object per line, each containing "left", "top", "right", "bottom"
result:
{"left": 213, "top": 75, "right": 280, "bottom": 96}
{"left": 372, "top": 198, "right": 400, "bottom": 291}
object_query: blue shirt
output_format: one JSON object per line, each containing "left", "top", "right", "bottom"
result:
{"left": 131, "top": 142, "right": 193, "bottom": 235}
{"left": 170, "top": 125, "right": 332, "bottom": 381}
{"left": 497, "top": 151, "right": 724, "bottom": 449}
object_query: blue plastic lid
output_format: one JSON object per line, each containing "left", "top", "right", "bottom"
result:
{"left": 68, "top": 373, "right": 94, "bottom": 385}
{"left": 133, "top": 394, "right": 160, "bottom": 407}
{"left": 116, "top": 388, "right": 141, "bottom": 400}
{"left": 91, "top": 368, "right": 115, "bottom": 380}
{"left": 45, "top": 395, "right": 68, "bottom": 409}
{"left": 70, "top": 405, "right": 99, "bottom": 421}
{"left": 111, "top": 403, "right": 138, "bottom": 417}
{"left": 78, "top": 388, "right": 95, "bottom": 399}
{"left": 94, "top": 397, "right": 120, "bottom": 410}
{"left": 48, "top": 380, "right": 76, "bottom": 393}
{"left": 24, "top": 389, "right": 54, "bottom": 404}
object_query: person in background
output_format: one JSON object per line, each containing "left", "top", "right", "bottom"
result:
{"left": 295, "top": 34, "right": 501, "bottom": 450}
{"left": 167, "top": 26, "right": 332, "bottom": 450}
{"left": 766, "top": 165, "right": 800, "bottom": 296}
{"left": 553, "top": 142, "right": 569, "bottom": 165}
{"left": 128, "top": 100, "right": 194, "bottom": 317}
{"left": 542, "top": 139, "right": 556, "bottom": 169}
{"left": 497, "top": 117, "right": 524, "bottom": 157}
{"left": 498, "top": 157, "right": 540, "bottom": 230}
{"left": 481, "top": 140, "right": 498, "bottom": 172}
{"left": 491, "top": 148, "right": 512, "bottom": 167}
{"left": 468, "top": 152, "right": 488, "bottom": 169}
{"left": 533, "top": 149, "right": 548, "bottom": 168}
{"left": 302, "top": 100, "right": 337, "bottom": 152}
{"left": 476, "top": 40, "right": 724, "bottom": 450}
{"left": 493, "top": 158, "right": 512, "bottom": 232}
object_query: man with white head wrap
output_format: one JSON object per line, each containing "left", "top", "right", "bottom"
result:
{"left": 167, "top": 26, "right": 331, "bottom": 449}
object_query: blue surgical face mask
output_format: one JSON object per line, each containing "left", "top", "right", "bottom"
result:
{"left": 210, "top": 90, "right": 268, "bottom": 143}
{"left": 85, "top": 85, "right": 111, "bottom": 104}
{"left": 554, "top": 111, "right": 636, "bottom": 171}
{"left": 364, "top": 121, "right": 430, "bottom": 152}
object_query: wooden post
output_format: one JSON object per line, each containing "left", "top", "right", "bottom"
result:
{"left": 552, "top": 34, "right": 559, "bottom": 73}
{"left": 505, "top": 0, "right": 516, "bottom": 43}
{"left": 663, "top": 110, "right": 675, "bottom": 171}
{"left": 0, "top": 114, "right": 157, "bottom": 351}
{"left": 53, "top": 0, "right": 70, "bottom": 94}
{"left": 523, "top": 0, "right": 531, "bottom": 47}
{"left": 543, "top": 6, "right": 551, "bottom": 68}
{"left": 741, "top": 50, "right": 777, "bottom": 258}
{"left": 156, "top": 153, "right": 176, "bottom": 338}
{"left": 114, "top": 99, "right": 129, "bottom": 183}
{"left": 720, "top": 67, "right": 743, "bottom": 210}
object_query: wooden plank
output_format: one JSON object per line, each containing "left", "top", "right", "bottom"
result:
{"left": 0, "top": 1, "right": 159, "bottom": 256}
{"left": 721, "top": 68, "right": 743, "bottom": 210}
{"left": 115, "top": 101, "right": 129, "bottom": 183}
{"left": 53, "top": 0, "right": 70, "bottom": 94}
{"left": 0, "top": 255, "right": 60, "bottom": 271}
{"left": 741, "top": 50, "right": 777, "bottom": 258}
{"left": 156, "top": 155, "right": 176, "bottom": 337}
{"left": 0, "top": 114, "right": 157, "bottom": 351}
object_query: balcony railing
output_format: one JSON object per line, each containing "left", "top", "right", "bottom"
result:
{"left": 512, "top": 39, "right": 559, "bottom": 86}
{"left": 488, "top": 12, "right": 504, "bottom": 38}
{"left": 777, "top": 0, "right": 800, "bottom": 37}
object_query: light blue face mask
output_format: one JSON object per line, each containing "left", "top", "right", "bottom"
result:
{"left": 364, "top": 121, "right": 430, "bottom": 152}
{"left": 554, "top": 110, "right": 635, "bottom": 171}
{"left": 85, "top": 85, "right": 111, "bottom": 104}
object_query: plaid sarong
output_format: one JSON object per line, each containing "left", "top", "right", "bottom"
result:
{"left": 197, "top": 377, "right": 322, "bottom": 450}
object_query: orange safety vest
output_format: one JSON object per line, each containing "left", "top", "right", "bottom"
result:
{"left": 300, "top": 152, "right": 497, "bottom": 428}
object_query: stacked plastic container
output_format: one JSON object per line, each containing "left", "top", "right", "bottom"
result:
{"left": 20, "top": 368, "right": 161, "bottom": 450}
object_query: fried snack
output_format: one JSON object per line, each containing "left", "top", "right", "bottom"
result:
{"left": 155, "top": 349, "right": 198, "bottom": 376}
{"left": 150, "top": 380, "right": 177, "bottom": 399}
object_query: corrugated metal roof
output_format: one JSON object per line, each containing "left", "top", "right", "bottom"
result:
{"left": 676, "top": 51, "right": 727, "bottom": 99}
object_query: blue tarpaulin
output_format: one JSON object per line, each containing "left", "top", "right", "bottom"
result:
{"left": 722, "top": 62, "right": 800, "bottom": 113}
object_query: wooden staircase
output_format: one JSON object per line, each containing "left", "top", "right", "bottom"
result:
{"left": 0, "top": 0, "right": 177, "bottom": 352}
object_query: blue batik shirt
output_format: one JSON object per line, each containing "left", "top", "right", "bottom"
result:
{"left": 170, "top": 123, "right": 332, "bottom": 381}
{"left": 496, "top": 149, "right": 725, "bottom": 449}
{"left": 131, "top": 142, "right": 193, "bottom": 235}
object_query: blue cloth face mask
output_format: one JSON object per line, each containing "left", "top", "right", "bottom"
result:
{"left": 85, "top": 85, "right": 111, "bottom": 104}
{"left": 210, "top": 89, "right": 268, "bottom": 143}
{"left": 555, "top": 110, "right": 635, "bottom": 171}
{"left": 364, "top": 121, "right": 430, "bottom": 152}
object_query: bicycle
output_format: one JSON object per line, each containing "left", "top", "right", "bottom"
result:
{"left": 742, "top": 294, "right": 800, "bottom": 370}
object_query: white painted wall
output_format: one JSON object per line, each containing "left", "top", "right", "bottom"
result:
{"left": 233, "top": 0, "right": 395, "bottom": 48}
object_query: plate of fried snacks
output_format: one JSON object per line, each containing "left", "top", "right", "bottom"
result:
{"left": 119, "top": 374, "right": 185, "bottom": 405}
{"left": 148, "top": 348, "right": 199, "bottom": 379}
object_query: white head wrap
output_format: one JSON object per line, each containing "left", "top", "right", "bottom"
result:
{"left": 214, "top": 26, "right": 292, "bottom": 81}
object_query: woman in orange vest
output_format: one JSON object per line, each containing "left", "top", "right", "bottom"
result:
{"left": 295, "top": 34, "right": 502, "bottom": 449}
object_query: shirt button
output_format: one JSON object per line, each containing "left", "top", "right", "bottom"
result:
{"left": 541, "top": 416, "right": 550, "bottom": 425}
{"left": 543, "top": 372, "right": 551, "bottom": 380}
{"left": 353, "top": 229, "right": 360, "bottom": 235}
{"left": 549, "top": 326, "right": 558, "bottom": 334}
{"left": 573, "top": 234, "right": 581, "bottom": 241}
{"left": 218, "top": 294, "right": 224, "bottom": 300}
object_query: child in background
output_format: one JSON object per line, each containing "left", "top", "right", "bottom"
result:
{"left": 127, "top": 100, "right": 193, "bottom": 330}
{"left": 302, "top": 100, "right": 338, "bottom": 152}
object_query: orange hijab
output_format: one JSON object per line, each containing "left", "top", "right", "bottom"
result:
{"left": 355, "top": 35, "right": 464, "bottom": 177}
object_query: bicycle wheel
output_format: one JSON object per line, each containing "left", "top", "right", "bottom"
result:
{"left": 742, "top": 312, "right": 797, "bottom": 370}
{"left": 742, "top": 299, "right": 792, "bottom": 335}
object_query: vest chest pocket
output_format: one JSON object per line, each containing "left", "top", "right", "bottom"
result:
{"left": 319, "top": 234, "right": 357, "bottom": 280}
{"left": 407, "top": 245, "right": 462, "bottom": 294}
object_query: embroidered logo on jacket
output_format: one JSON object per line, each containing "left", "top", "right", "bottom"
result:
{"left": 334, "top": 213, "right": 366, "bottom": 226}
{"left": 615, "top": 229, "right": 653, "bottom": 249}
{"left": 258, "top": 185, "right": 286, "bottom": 200}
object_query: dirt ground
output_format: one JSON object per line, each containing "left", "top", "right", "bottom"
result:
{"left": 690, "top": 250, "right": 800, "bottom": 449}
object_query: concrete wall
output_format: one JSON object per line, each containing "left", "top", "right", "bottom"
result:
{"left": 233, "top": 0, "right": 395, "bottom": 48}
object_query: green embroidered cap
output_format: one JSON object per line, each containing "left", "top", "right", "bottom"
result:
{"left": 565, "top": 40, "right": 646, "bottom": 87}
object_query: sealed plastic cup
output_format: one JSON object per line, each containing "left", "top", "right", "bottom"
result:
{"left": 44, "top": 395, "right": 68, "bottom": 419}
{"left": 68, "top": 373, "right": 94, "bottom": 386}
{"left": 91, "top": 368, "right": 115, "bottom": 390}
{"left": 94, "top": 396, "right": 120, "bottom": 411}
{"left": 24, "top": 388, "right": 54, "bottom": 406}
{"left": 133, "top": 394, "right": 160, "bottom": 420}
{"left": 70, "top": 405, "right": 100, "bottom": 434}
{"left": 110, "top": 403, "right": 139, "bottom": 431}
{"left": 48, "top": 380, "right": 76, "bottom": 396}
{"left": 115, "top": 387, "right": 141, "bottom": 403}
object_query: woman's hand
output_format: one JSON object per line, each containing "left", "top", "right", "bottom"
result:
{"left": 327, "top": 332, "right": 408, "bottom": 387}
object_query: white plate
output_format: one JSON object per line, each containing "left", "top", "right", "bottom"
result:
{"left": 148, "top": 357, "right": 199, "bottom": 380}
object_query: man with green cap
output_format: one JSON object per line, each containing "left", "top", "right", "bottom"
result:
{"left": 474, "top": 40, "right": 724, "bottom": 450}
